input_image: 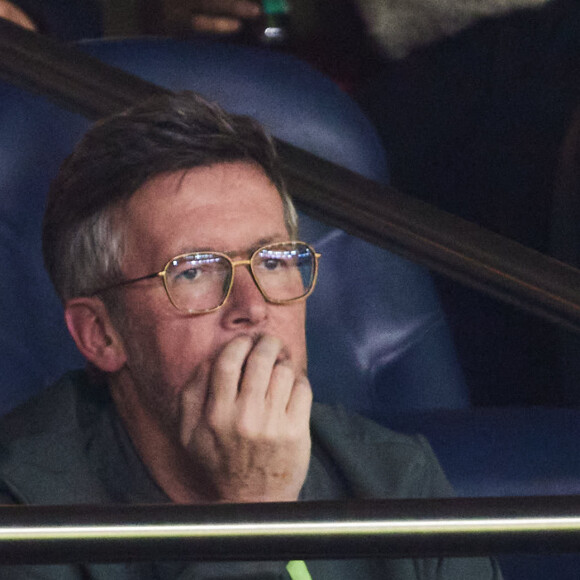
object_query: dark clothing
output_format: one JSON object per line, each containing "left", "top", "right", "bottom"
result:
{"left": 0, "top": 371, "right": 501, "bottom": 578}
{"left": 356, "top": 0, "right": 580, "bottom": 408}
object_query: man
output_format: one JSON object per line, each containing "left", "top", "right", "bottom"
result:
{"left": 0, "top": 92, "right": 501, "bottom": 578}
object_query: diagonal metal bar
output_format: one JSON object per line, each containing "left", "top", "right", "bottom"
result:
{"left": 280, "top": 143, "right": 580, "bottom": 333}
{"left": 0, "top": 17, "right": 167, "bottom": 117}
{"left": 1, "top": 18, "right": 580, "bottom": 332}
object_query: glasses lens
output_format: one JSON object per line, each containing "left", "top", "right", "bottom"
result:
{"left": 252, "top": 242, "right": 315, "bottom": 302}
{"left": 165, "top": 253, "right": 231, "bottom": 312}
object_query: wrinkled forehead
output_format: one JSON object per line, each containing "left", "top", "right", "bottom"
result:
{"left": 116, "top": 163, "right": 290, "bottom": 273}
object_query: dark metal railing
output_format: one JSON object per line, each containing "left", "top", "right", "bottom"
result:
{"left": 1, "top": 18, "right": 580, "bottom": 333}
{"left": 1, "top": 497, "right": 580, "bottom": 564}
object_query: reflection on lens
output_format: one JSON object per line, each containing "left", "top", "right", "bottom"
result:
{"left": 167, "top": 254, "right": 231, "bottom": 312}
{"left": 253, "top": 243, "right": 314, "bottom": 302}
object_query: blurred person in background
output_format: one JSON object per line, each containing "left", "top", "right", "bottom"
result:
{"left": 0, "top": 0, "right": 102, "bottom": 40}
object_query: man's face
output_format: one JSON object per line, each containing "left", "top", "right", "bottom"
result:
{"left": 110, "top": 161, "right": 308, "bottom": 437}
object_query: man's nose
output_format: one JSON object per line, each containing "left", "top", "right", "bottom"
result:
{"left": 220, "top": 265, "right": 268, "bottom": 328}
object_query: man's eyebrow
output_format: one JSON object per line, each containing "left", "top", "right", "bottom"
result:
{"left": 173, "top": 237, "right": 283, "bottom": 258}
{"left": 222, "top": 237, "right": 281, "bottom": 258}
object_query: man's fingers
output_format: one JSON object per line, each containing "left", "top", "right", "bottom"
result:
{"left": 191, "top": 14, "right": 243, "bottom": 33}
{"left": 184, "top": 333, "right": 311, "bottom": 503}
{"left": 285, "top": 375, "right": 313, "bottom": 426}
{"left": 189, "top": 0, "right": 261, "bottom": 33}
{"left": 206, "top": 334, "right": 309, "bottom": 441}
{"left": 238, "top": 335, "right": 287, "bottom": 402}
{"left": 191, "top": 0, "right": 261, "bottom": 18}
{"left": 179, "top": 368, "right": 209, "bottom": 446}
{"left": 0, "top": 1, "right": 37, "bottom": 30}
{"left": 265, "top": 361, "right": 295, "bottom": 411}
{"left": 210, "top": 334, "right": 254, "bottom": 402}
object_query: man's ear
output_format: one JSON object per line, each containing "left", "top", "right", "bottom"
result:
{"left": 64, "top": 297, "right": 127, "bottom": 373}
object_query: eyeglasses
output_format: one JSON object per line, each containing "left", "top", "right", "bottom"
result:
{"left": 93, "top": 241, "right": 320, "bottom": 314}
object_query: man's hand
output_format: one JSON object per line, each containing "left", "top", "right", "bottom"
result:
{"left": 191, "top": 0, "right": 261, "bottom": 34}
{"left": 0, "top": 0, "right": 36, "bottom": 30}
{"left": 160, "top": 0, "right": 261, "bottom": 35}
{"left": 180, "top": 334, "right": 312, "bottom": 503}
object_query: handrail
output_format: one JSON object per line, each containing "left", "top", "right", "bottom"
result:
{"left": 280, "top": 143, "right": 580, "bottom": 333}
{"left": 1, "top": 18, "right": 580, "bottom": 332}
{"left": 0, "top": 497, "right": 579, "bottom": 564}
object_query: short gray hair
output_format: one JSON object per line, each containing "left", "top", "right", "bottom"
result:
{"left": 42, "top": 91, "right": 298, "bottom": 302}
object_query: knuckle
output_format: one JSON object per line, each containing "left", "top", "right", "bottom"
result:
{"left": 254, "top": 335, "right": 281, "bottom": 357}
{"left": 285, "top": 414, "right": 307, "bottom": 437}
{"left": 205, "top": 406, "right": 227, "bottom": 431}
{"left": 236, "top": 415, "right": 260, "bottom": 440}
{"left": 217, "top": 356, "right": 240, "bottom": 376}
{"left": 296, "top": 376, "right": 313, "bottom": 398}
{"left": 273, "top": 361, "right": 294, "bottom": 382}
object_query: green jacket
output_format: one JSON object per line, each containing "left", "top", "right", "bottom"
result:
{"left": 0, "top": 371, "right": 501, "bottom": 579}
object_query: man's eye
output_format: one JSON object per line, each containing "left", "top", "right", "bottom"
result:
{"left": 263, "top": 258, "right": 285, "bottom": 271}
{"left": 173, "top": 266, "right": 202, "bottom": 283}
{"left": 179, "top": 268, "right": 199, "bottom": 280}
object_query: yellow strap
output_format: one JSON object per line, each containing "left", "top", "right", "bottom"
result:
{"left": 286, "top": 560, "right": 313, "bottom": 580}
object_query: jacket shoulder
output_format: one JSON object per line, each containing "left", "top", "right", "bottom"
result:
{"left": 310, "top": 402, "right": 453, "bottom": 499}
{"left": 0, "top": 371, "right": 113, "bottom": 504}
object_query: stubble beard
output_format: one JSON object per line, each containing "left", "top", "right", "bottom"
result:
{"left": 109, "top": 300, "right": 183, "bottom": 439}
